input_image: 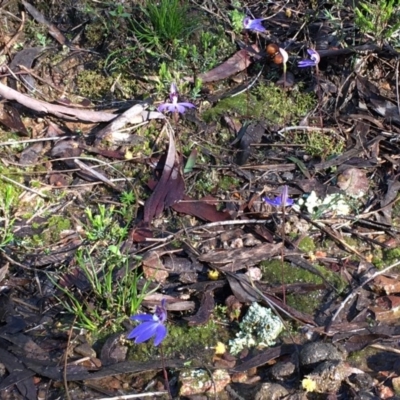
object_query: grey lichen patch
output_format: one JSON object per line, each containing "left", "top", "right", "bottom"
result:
{"left": 229, "top": 302, "right": 284, "bottom": 355}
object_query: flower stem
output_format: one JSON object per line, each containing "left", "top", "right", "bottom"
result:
{"left": 315, "top": 65, "right": 323, "bottom": 128}
{"left": 159, "top": 344, "right": 172, "bottom": 400}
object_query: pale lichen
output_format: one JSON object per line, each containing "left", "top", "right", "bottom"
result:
{"left": 229, "top": 302, "right": 284, "bottom": 355}
{"left": 294, "top": 190, "right": 352, "bottom": 216}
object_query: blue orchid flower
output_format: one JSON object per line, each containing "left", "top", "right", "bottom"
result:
{"left": 157, "top": 83, "right": 195, "bottom": 114}
{"left": 298, "top": 49, "right": 320, "bottom": 68}
{"left": 264, "top": 185, "right": 294, "bottom": 207}
{"left": 243, "top": 17, "right": 266, "bottom": 33}
{"left": 127, "top": 299, "right": 168, "bottom": 346}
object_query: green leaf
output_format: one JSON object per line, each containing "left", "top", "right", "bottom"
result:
{"left": 184, "top": 149, "right": 198, "bottom": 174}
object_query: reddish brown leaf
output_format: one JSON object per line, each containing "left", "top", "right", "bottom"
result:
{"left": 48, "top": 173, "right": 69, "bottom": 187}
{"left": 143, "top": 127, "right": 185, "bottom": 224}
{"left": 0, "top": 104, "right": 28, "bottom": 135}
{"left": 370, "top": 275, "right": 400, "bottom": 295}
{"left": 129, "top": 224, "right": 154, "bottom": 242}
{"left": 199, "top": 243, "right": 282, "bottom": 268}
{"left": 172, "top": 195, "right": 231, "bottom": 222}
{"left": 185, "top": 290, "right": 215, "bottom": 326}
{"left": 191, "top": 48, "right": 254, "bottom": 83}
{"left": 371, "top": 295, "right": 400, "bottom": 321}
{"left": 233, "top": 344, "right": 297, "bottom": 372}
{"left": 142, "top": 251, "right": 169, "bottom": 283}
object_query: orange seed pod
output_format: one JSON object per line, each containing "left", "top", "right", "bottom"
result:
{"left": 266, "top": 43, "right": 279, "bottom": 55}
{"left": 273, "top": 53, "right": 283, "bottom": 64}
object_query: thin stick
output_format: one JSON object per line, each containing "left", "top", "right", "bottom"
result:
{"left": 159, "top": 344, "right": 172, "bottom": 400}
{"left": 277, "top": 126, "right": 337, "bottom": 136}
{"left": 315, "top": 64, "right": 323, "bottom": 127}
{"left": 0, "top": 174, "right": 49, "bottom": 199}
{"left": 94, "top": 392, "right": 167, "bottom": 400}
{"left": 396, "top": 59, "right": 400, "bottom": 117}
{"left": 280, "top": 187, "right": 289, "bottom": 304}
{"left": 63, "top": 314, "right": 79, "bottom": 400}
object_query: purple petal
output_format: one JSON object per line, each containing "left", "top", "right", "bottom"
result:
{"left": 153, "top": 325, "right": 167, "bottom": 346}
{"left": 127, "top": 321, "right": 157, "bottom": 343}
{"left": 286, "top": 198, "right": 294, "bottom": 206}
{"left": 158, "top": 104, "right": 176, "bottom": 113}
{"left": 264, "top": 194, "right": 294, "bottom": 207}
{"left": 307, "top": 49, "right": 320, "bottom": 64}
{"left": 157, "top": 103, "right": 168, "bottom": 112}
{"left": 179, "top": 102, "right": 195, "bottom": 109}
{"left": 170, "top": 82, "right": 178, "bottom": 96}
{"left": 298, "top": 60, "right": 316, "bottom": 68}
{"left": 243, "top": 17, "right": 266, "bottom": 32}
{"left": 264, "top": 197, "right": 282, "bottom": 207}
{"left": 130, "top": 314, "right": 153, "bottom": 322}
{"left": 243, "top": 17, "right": 251, "bottom": 28}
{"left": 281, "top": 185, "right": 289, "bottom": 207}
{"left": 155, "top": 300, "right": 167, "bottom": 323}
{"left": 175, "top": 104, "right": 187, "bottom": 114}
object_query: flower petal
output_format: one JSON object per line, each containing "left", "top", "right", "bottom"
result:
{"left": 156, "top": 300, "right": 167, "bottom": 323}
{"left": 175, "top": 104, "right": 187, "bottom": 114}
{"left": 130, "top": 314, "right": 153, "bottom": 322}
{"left": 279, "top": 48, "right": 288, "bottom": 64}
{"left": 243, "top": 17, "right": 251, "bottom": 29}
{"left": 307, "top": 49, "right": 320, "bottom": 64}
{"left": 264, "top": 197, "right": 281, "bottom": 207}
{"left": 170, "top": 82, "right": 178, "bottom": 96}
{"left": 127, "top": 321, "right": 157, "bottom": 343}
{"left": 286, "top": 198, "right": 294, "bottom": 206}
{"left": 298, "top": 60, "right": 315, "bottom": 68}
{"left": 157, "top": 103, "right": 168, "bottom": 112}
{"left": 179, "top": 102, "right": 195, "bottom": 109}
{"left": 153, "top": 325, "right": 167, "bottom": 346}
{"left": 243, "top": 17, "right": 266, "bottom": 32}
{"left": 158, "top": 104, "right": 177, "bottom": 113}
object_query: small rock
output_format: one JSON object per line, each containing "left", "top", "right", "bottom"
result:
{"left": 348, "top": 370, "right": 375, "bottom": 392}
{"left": 377, "top": 384, "right": 395, "bottom": 399}
{"left": 269, "top": 359, "right": 296, "bottom": 381}
{"left": 231, "top": 372, "right": 249, "bottom": 383}
{"left": 74, "top": 342, "right": 96, "bottom": 358}
{"left": 337, "top": 167, "right": 368, "bottom": 198}
{"left": 179, "top": 369, "right": 230, "bottom": 396}
{"left": 392, "top": 376, "right": 400, "bottom": 395}
{"left": 303, "top": 360, "right": 352, "bottom": 393}
{"left": 357, "top": 391, "right": 380, "bottom": 400}
{"left": 299, "top": 342, "right": 346, "bottom": 369}
{"left": 254, "top": 382, "right": 289, "bottom": 400}
{"left": 0, "top": 363, "right": 6, "bottom": 377}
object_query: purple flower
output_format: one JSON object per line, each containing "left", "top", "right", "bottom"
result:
{"left": 127, "top": 299, "right": 168, "bottom": 346}
{"left": 243, "top": 17, "right": 266, "bottom": 33}
{"left": 298, "top": 49, "right": 320, "bottom": 68}
{"left": 157, "top": 83, "right": 195, "bottom": 114}
{"left": 264, "top": 186, "right": 294, "bottom": 207}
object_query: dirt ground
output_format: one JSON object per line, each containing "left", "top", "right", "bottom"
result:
{"left": 1, "top": 0, "right": 400, "bottom": 399}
